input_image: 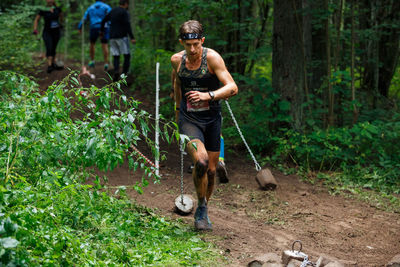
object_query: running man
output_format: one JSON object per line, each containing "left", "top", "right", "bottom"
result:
{"left": 171, "top": 20, "right": 238, "bottom": 230}
{"left": 78, "top": 0, "right": 111, "bottom": 70}
{"left": 33, "top": 0, "right": 64, "bottom": 73}
{"left": 172, "top": 70, "right": 229, "bottom": 183}
{"left": 101, "top": 0, "right": 135, "bottom": 81}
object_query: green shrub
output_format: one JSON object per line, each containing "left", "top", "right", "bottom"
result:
{"left": 271, "top": 119, "right": 400, "bottom": 193}
{"left": 0, "top": 4, "right": 41, "bottom": 71}
{"left": 0, "top": 71, "right": 219, "bottom": 265}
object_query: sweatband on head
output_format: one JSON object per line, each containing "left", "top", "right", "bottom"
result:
{"left": 180, "top": 33, "right": 203, "bottom": 40}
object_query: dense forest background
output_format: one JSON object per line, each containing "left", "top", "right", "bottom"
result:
{"left": 1, "top": 0, "right": 399, "bottom": 265}
{"left": 1, "top": 0, "right": 399, "bottom": 192}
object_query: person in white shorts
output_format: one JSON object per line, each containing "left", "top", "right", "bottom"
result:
{"left": 100, "top": 0, "right": 136, "bottom": 81}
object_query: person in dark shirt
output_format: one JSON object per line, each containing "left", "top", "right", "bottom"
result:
{"left": 101, "top": 0, "right": 136, "bottom": 81}
{"left": 33, "top": 0, "right": 64, "bottom": 73}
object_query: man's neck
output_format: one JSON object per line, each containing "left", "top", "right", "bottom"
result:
{"left": 187, "top": 47, "right": 203, "bottom": 63}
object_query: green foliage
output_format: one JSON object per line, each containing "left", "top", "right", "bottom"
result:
{"left": 0, "top": 4, "right": 41, "bottom": 71}
{"left": 0, "top": 71, "right": 219, "bottom": 265}
{"left": 0, "top": 70, "right": 178, "bottom": 185}
{"left": 1, "top": 181, "right": 217, "bottom": 266}
{"left": 223, "top": 73, "right": 291, "bottom": 153}
{"left": 271, "top": 119, "right": 400, "bottom": 194}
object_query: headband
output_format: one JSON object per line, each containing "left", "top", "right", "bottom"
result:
{"left": 180, "top": 33, "right": 203, "bottom": 40}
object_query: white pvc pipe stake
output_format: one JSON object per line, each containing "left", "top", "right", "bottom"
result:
{"left": 155, "top": 62, "right": 160, "bottom": 176}
{"left": 81, "top": 6, "right": 85, "bottom": 67}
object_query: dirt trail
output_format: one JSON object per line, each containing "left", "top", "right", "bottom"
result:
{"left": 34, "top": 59, "right": 400, "bottom": 267}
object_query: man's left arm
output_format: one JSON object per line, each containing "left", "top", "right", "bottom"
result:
{"left": 208, "top": 52, "right": 238, "bottom": 100}
{"left": 185, "top": 51, "right": 238, "bottom": 104}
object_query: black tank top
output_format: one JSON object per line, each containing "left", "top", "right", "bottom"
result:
{"left": 178, "top": 47, "right": 221, "bottom": 124}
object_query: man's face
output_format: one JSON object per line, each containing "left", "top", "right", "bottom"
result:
{"left": 180, "top": 37, "right": 205, "bottom": 57}
{"left": 46, "top": 0, "right": 55, "bottom": 6}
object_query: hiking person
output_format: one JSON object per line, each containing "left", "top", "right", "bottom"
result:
{"left": 100, "top": 0, "right": 135, "bottom": 81}
{"left": 171, "top": 20, "right": 238, "bottom": 230}
{"left": 33, "top": 0, "right": 64, "bottom": 73}
{"left": 78, "top": 0, "right": 111, "bottom": 70}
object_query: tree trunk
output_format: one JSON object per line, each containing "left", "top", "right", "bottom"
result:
{"left": 310, "top": 0, "right": 328, "bottom": 94}
{"left": 351, "top": 0, "right": 359, "bottom": 124}
{"left": 324, "top": 0, "right": 333, "bottom": 127}
{"left": 272, "top": 0, "right": 305, "bottom": 130}
{"left": 361, "top": 0, "right": 399, "bottom": 99}
{"left": 377, "top": 0, "right": 400, "bottom": 97}
{"left": 247, "top": 0, "right": 270, "bottom": 74}
{"left": 129, "top": 0, "right": 135, "bottom": 36}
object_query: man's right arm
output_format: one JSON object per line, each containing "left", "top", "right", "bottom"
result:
{"left": 100, "top": 12, "right": 110, "bottom": 33}
{"left": 33, "top": 14, "right": 40, "bottom": 34}
{"left": 78, "top": 8, "right": 89, "bottom": 30}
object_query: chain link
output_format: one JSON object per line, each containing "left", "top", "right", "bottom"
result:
{"left": 224, "top": 100, "right": 261, "bottom": 171}
{"left": 180, "top": 141, "right": 185, "bottom": 205}
{"left": 300, "top": 255, "right": 316, "bottom": 267}
{"left": 292, "top": 240, "right": 316, "bottom": 267}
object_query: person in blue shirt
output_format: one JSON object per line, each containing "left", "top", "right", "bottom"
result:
{"left": 78, "top": 0, "right": 111, "bottom": 70}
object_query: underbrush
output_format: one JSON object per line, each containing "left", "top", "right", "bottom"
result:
{"left": 1, "top": 181, "right": 217, "bottom": 266}
{"left": 267, "top": 120, "right": 400, "bottom": 212}
{"left": 0, "top": 4, "right": 41, "bottom": 72}
{"left": 0, "top": 71, "right": 220, "bottom": 265}
{"left": 219, "top": 71, "right": 399, "bottom": 210}
{"left": 271, "top": 120, "right": 400, "bottom": 193}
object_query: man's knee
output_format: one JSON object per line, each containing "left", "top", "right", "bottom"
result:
{"left": 207, "top": 169, "right": 215, "bottom": 184}
{"left": 194, "top": 159, "right": 208, "bottom": 178}
{"left": 207, "top": 169, "right": 216, "bottom": 178}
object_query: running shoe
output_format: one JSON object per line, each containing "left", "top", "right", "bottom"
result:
{"left": 104, "top": 63, "right": 109, "bottom": 71}
{"left": 47, "top": 65, "right": 54, "bottom": 73}
{"left": 216, "top": 161, "right": 229, "bottom": 183}
{"left": 52, "top": 63, "right": 63, "bottom": 70}
{"left": 194, "top": 205, "right": 212, "bottom": 231}
{"left": 113, "top": 72, "right": 120, "bottom": 82}
{"left": 88, "top": 61, "right": 95, "bottom": 68}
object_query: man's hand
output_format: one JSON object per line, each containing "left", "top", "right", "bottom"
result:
{"left": 185, "top": 91, "right": 211, "bottom": 103}
{"left": 99, "top": 31, "right": 104, "bottom": 38}
{"left": 131, "top": 39, "right": 136, "bottom": 44}
{"left": 78, "top": 29, "right": 82, "bottom": 34}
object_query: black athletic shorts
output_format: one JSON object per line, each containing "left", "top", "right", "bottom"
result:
{"left": 90, "top": 27, "right": 109, "bottom": 44}
{"left": 178, "top": 112, "right": 221, "bottom": 152}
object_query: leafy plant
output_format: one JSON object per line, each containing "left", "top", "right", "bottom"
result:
{"left": 0, "top": 70, "right": 221, "bottom": 265}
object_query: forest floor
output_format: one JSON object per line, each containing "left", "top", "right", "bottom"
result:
{"left": 32, "top": 57, "right": 400, "bottom": 267}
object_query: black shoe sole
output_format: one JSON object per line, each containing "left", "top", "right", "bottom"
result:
{"left": 217, "top": 167, "right": 229, "bottom": 183}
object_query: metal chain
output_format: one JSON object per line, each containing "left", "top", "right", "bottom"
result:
{"left": 292, "top": 241, "right": 316, "bottom": 267}
{"left": 300, "top": 255, "right": 316, "bottom": 267}
{"left": 180, "top": 141, "right": 185, "bottom": 205}
{"left": 224, "top": 100, "right": 261, "bottom": 171}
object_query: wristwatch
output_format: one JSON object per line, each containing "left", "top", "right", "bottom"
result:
{"left": 208, "top": 91, "right": 215, "bottom": 100}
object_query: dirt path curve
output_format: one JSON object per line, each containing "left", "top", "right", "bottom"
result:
{"left": 34, "top": 60, "right": 400, "bottom": 267}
